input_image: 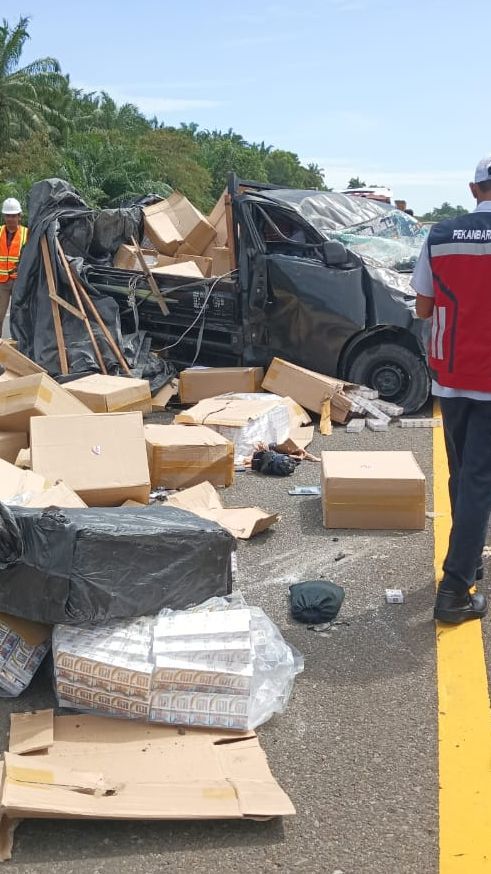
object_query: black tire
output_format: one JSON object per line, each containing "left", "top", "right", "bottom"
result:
{"left": 347, "top": 342, "right": 430, "bottom": 414}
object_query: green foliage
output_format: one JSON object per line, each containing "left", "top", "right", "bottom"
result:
{"left": 419, "top": 202, "right": 468, "bottom": 222}
{"left": 0, "top": 16, "right": 66, "bottom": 148}
{"left": 347, "top": 176, "right": 366, "bottom": 189}
{"left": 2, "top": 17, "right": 328, "bottom": 214}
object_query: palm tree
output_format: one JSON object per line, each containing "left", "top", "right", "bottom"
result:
{"left": 0, "top": 16, "right": 65, "bottom": 147}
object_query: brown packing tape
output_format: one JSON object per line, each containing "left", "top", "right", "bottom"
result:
{"left": 0, "top": 384, "right": 52, "bottom": 405}
{"left": 325, "top": 499, "right": 425, "bottom": 511}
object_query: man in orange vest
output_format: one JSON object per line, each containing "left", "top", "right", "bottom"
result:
{"left": 0, "top": 198, "right": 28, "bottom": 336}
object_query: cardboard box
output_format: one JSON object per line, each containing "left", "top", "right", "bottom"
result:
{"left": 31, "top": 412, "right": 151, "bottom": 506}
{"left": 209, "top": 246, "right": 231, "bottom": 276}
{"left": 208, "top": 192, "right": 228, "bottom": 247}
{"left": 176, "top": 253, "right": 212, "bottom": 277}
{"left": 0, "top": 432, "right": 28, "bottom": 464}
{"left": 174, "top": 395, "right": 290, "bottom": 457}
{"left": 25, "top": 482, "right": 88, "bottom": 509}
{"left": 0, "top": 373, "right": 92, "bottom": 432}
{"left": 179, "top": 367, "right": 264, "bottom": 404}
{"left": 0, "top": 710, "right": 294, "bottom": 855}
{"left": 144, "top": 193, "right": 216, "bottom": 256}
{"left": 263, "top": 358, "right": 354, "bottom": 423}
{"left": 166, "top": 481, "right": 279, "bottom": 539}
{"left": 0, "top": 458, "right": 46, "bottom": 502}
{"left": 15, "top": 447, "right": 30, "bottom": 469}
{"left": 321, "top": 450, "right": 426, "bottom": 530}
{"left": 144, "top": 424, "right": 234, "bottom": 489}
{"left": 151, "top": 378, "right": 179, "bottom": 412}
{"left": 152, "top": 260, "right": 204, "bottom": 279}
{"left": 113, "top": 244, "right": 160, "bottom": 271}
{"left": 0, "top": 341, "right": 45, "bottom": 381}
{"left": 64, "top": 375, "right": 152, "bottom": 415}
{"left": 0, "top": 458, "right": 87, "bottom": 508}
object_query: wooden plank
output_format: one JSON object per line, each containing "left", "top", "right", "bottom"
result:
{"left": 40, "top": 236, "right": 69, "bottom": 375}
{"left": 49, "top": 294, "right": 85, "bottom": 321}
{"left": 224, "top": 194, "right": 236, "bottom": 271}
{"left": 130, "top": 236, "right": 170, "bottom": 317}
{"left": 74, "top": 278, "right": 132, "bottom": 376}
{"left": 56, "top": 241, "right": 108, "bottom": 375}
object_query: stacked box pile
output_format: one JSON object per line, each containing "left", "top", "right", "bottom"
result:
{"left": 52, "top": 599, "right": 302, "bottom": 731}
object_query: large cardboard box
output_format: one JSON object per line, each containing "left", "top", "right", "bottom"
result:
{"left": 179, "top": 367, "right": 264, "bottom": 404}
{"left": 64, "top": 374, "right": 152, "bottom": 415}
{"left": 144, "top": 193, "right": 216, "bottom": 256}
{"left": 0, "top": 710, "right": 294, "bottom": 858}
{"left": 113, "top": 244, "right": 160, "bottom": 271}
{"left": 0, "top": 432, "right": 28, "bottom": 464}
{"left": 0, "top": 374, "right": 92, "bottom": 432}
{"left": 145, "top": 424, "right": 234, "bottom": 489}
{"left": 321, "top": 451, "right": 426, "bottom": 530}
{"left": 263, "top": 357, "right": 354, "bottom": 424}
{"left": 31, "top": 412, "right": 151, "bottom": 506}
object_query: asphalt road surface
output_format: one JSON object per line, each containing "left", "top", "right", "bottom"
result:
{"left": 0, "top": 415, "right": 462, "bottom": 874}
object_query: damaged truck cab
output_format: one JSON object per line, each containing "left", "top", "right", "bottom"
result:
{"left": 231, "top": 176, "right": 430, "bottom": 413}
{"left": 88, "top": 175, "right": 430, "bottom": 413}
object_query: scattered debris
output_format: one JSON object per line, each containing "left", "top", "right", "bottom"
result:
{"left": 288, "top": 486, "right": 321, "bottom": 496}
{"left": 346, "top": 418, "right": 366, "bottom": 433}
{"left": 366, "top": 418, "right": 389, "bottom": 432}
{"left": 399, "top": 418, "right": 442, "bottom": 429}
{"left": 290, "top": 580, "right": 345, "bottom": 624}
{"left": 0, "top": 708, "right": 295, "bottom": 862}
{"left": 385, "top": 589, "right": 404, "bottom": 604}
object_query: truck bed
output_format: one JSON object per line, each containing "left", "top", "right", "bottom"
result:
{"left": 86, "top": 266, "right": 244, "bottom": 368}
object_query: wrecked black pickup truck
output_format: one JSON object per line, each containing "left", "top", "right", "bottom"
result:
{"left": 12, "top": 176, "right": 430, "bottom": 412}
{"left": 92, "top": 176, "right": 429, "bottom": 412}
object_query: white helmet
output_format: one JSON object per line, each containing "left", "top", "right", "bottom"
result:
{"left": 2, "top": 198, "right": 22, "bottom": 215}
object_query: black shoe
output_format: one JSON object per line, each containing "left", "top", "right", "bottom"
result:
{"left": 476, "top": 564, "right": 484, "bottom": 582}
{"left": 434, "top": 590, "right": 488, "bottom": 624}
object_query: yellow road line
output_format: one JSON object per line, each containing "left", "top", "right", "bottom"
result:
{"left": 434, "top": 403, "right": 491, "bottom": 871}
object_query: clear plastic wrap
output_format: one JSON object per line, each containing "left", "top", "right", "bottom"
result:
{"left": 52, "top": 592, "right": 303, "bottom": 730}
{"left": 0, "top": 615, "right": 51, "bottom": 697}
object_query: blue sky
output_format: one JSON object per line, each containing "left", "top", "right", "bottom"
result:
{"left": 18, "top": 0, "right": 491, "bottom": 213}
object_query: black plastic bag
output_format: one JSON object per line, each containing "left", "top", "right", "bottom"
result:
{"left": 0, "top": 504, "right": 235, "bottom": 625}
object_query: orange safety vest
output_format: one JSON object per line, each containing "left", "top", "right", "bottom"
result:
{"left": 0, "top": 225, "right": 28, "bottom": 283}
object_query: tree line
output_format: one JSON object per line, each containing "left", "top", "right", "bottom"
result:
{"left": 0, "top": 16, "right": 468, "bottom": 222}
{"left": 0, "top": 17, "right": 326, "bottom": 213}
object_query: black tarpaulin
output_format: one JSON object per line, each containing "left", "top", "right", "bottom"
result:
{"left": 10, "top": 179, "right": 173, "bottom": 390}
{"left": 0, "top": 502, "right": 235, "bottom": 625}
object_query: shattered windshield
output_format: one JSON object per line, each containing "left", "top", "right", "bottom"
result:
{"left": 257, "top": 189, "right": 428, "bottom": 272}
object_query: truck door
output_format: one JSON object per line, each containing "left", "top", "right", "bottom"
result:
{"left": 238, "top": 198, "right": 367, "bottom": 375}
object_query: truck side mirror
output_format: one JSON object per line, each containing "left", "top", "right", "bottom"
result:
{"left": 323, "top": 240, "right": 348, "bottom": 266}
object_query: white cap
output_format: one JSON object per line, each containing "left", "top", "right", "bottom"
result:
{"left": 474, "top": 157, "right": 491, "bottom": 184}
{"left": 1, "top": 197, "right": 22, "bottom": 215}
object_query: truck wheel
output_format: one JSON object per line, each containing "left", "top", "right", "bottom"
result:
{"left": 347, "top": 343, "right": 430, "bottom": 413}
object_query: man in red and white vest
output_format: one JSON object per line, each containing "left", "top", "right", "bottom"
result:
{"left": 412, "top": 156, "right": 491, "bottom": 623}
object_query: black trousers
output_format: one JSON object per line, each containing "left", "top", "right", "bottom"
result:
{"left": 440, "top": 397, "right": 491, "bottom": 596}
